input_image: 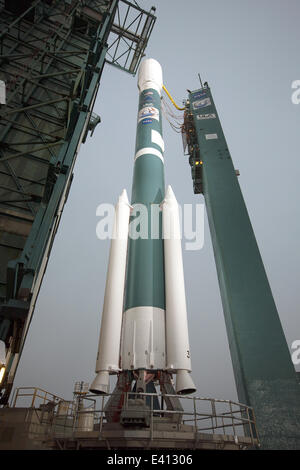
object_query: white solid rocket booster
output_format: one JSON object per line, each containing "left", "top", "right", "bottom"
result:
{"left": 90, "top": 189, "right": 130, "bottom": 394}
{"left": 162, "top": 185, "right": 196, "bottom": 394}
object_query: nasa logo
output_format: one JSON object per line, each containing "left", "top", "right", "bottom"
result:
{"left": 138, "top": 106, "right": 159, "bottom": 123}
{"left": 193, "top": 91, "right": 207, "bottom": 100}
{"left": 193, "top": 98, "right": 211, "bottom": 109}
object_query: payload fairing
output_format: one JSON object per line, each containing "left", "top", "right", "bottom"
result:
{"left": 90, "top": 59, "right": 195, "bottom": 396}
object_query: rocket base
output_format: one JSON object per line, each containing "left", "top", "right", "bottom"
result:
{"left": 101, "top": 370, "right": 185, "bottom": 426}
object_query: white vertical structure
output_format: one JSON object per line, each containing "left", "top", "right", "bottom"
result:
{"left": 162, "top": 185, "right": 196, "bottom": 394}
{"left": 0, "top": 80, "right": 6, "bottom": 105}
{"left": 90, "top": 189, "right": 131, "bottom": 394}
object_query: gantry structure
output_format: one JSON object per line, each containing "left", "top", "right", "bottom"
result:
{"left": 0, "top": 0, "right": 156, "bottom": 405}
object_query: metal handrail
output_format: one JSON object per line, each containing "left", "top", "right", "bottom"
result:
{"left": 12, "top": 386, "right": 68, "bottom": 409}
{"left": 10, "top": 387, "right": 259, "bottom": 448}
{"left": 75, "top": 391, "right": 258, "bottom": 446}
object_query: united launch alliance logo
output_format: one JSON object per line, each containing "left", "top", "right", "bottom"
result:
{"left": 96, "top": 203, "right": 205, "bottom": 251}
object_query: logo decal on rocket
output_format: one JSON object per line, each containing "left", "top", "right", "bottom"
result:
{"left": 138, "top": 106, "right": 159, "bottom": 123}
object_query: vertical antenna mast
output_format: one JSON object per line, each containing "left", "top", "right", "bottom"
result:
{"left": 198, "top": 73, "right": 204, "bottom": 89}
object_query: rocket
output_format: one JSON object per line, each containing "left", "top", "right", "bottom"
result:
{"left": 90, "top": 59, "right": 196, "bottom": 396}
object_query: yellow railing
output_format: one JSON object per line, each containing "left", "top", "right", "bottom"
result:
{"left": 11, "top": 386, "right": 69, "bottom": 410}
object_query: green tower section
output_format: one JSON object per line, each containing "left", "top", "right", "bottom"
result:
{"left": 124, "top": 88, "right": 165, "bottom": 311}
{"left": 184, "top": 86, "right": 300, "bottom": 449}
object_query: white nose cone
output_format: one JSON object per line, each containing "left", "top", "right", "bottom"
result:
{"left": 138, "top": 58, "right": 163, "bottom": 95}
{"left": 164, "top": 184, "right": 176, "bottom": 202}
{"left": 176, "top": 370, "right": 196, "bottom": 395}
{"left": 119, "top": 188, "right": 129, "bottom": 205}
{"left": 163, "top": 185, "right": 179, "bottom": 211}
{"left": 162, "top": 185, "right": 181, "bottom": 240}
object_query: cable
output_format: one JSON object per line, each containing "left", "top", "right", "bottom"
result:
{"left": 162, "top": 84, "right": 185, "bottom": 111}
{"left": 161, "top": 99, "right": 183, "bottom": 134}
{"left": 162, "top": 98, "right": 183, "bottom": 124}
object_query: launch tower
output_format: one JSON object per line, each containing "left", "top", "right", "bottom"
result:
{"left": 182, "top": 83, "right": 300, "bottom": 449}
{"left": 0, "top": 0, "right": 156, "bottom": 405}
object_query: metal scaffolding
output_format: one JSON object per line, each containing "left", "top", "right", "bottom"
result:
{"left": 0, "top": 0, "right": 156, "bottom": 405}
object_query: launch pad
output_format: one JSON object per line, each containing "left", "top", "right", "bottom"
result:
{"left": 51, "top": 421, "right": 257, "bottom": 451}
{"left": 0, "top": 0, "right": 299, "bottom": 451}
{"left": 0, "top": 384, "right": 259, "bottom": 450}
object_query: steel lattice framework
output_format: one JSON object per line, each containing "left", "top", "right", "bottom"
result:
{"left": 0, "top": 0, "right": 156, "bottom": 404}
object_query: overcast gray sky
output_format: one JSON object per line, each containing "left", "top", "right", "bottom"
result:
{"left": 14, "top": 0, "right": 300, "bottom": 403}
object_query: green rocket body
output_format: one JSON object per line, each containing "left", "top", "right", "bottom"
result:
{"left": 125, "top": 86, "right": 165, "bottom": 311}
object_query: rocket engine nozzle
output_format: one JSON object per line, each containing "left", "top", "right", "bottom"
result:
{"left": 89, "top": 370, "right": 109, "bottom": 395}
{"left": 176, "top": 370, "right": 196, "bottom": 395}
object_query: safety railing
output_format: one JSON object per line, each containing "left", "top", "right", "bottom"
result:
{"left": 51, "top": 391, "right": 259, "bottom": 448}
{"left": 9, "top": 387, "right": 260, "bottom": 448}
{"left": 11, "top": 387, "right": 71, "bottom": 410}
